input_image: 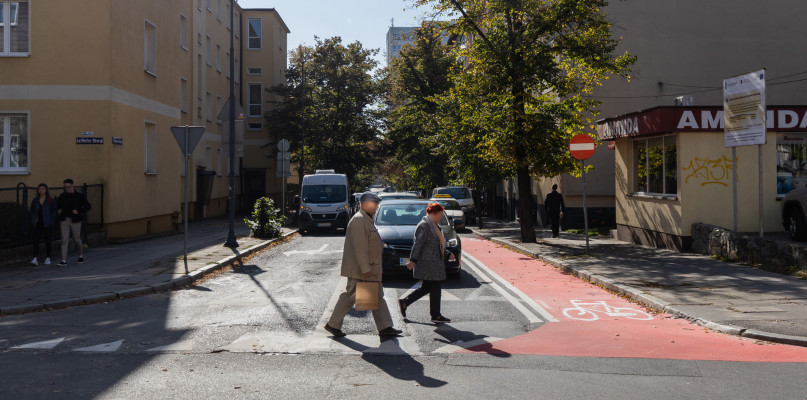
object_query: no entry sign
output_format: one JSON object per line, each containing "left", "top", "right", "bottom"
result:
{"left": 569, "top": 134, "right": 596, "bottom": 160}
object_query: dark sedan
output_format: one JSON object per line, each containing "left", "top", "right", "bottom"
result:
{"left": 373, "top": 200, "right": 462, "bottom": 279}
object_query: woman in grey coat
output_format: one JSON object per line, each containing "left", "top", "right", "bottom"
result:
{"left": 399, "top": 203, "right": 451, "bottom": 323}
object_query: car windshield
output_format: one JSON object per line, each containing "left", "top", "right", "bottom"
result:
{"left": 375, "top": 204, "right": 449, "bottom": 226}
{"left": 432, "top": 200, "right": 461, "bottom": 210}
{"left": 302, "top": 185, "right": 347, "bottom": 203}
{"left": 434, "top": 188, "right": 467, "bottom": 199}
{"left": 380, "top": 194, "right": 416, "bottom": 200}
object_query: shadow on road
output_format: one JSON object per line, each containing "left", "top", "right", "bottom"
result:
{"left": 335, "top": 336, "right": 448, "bottom": 388}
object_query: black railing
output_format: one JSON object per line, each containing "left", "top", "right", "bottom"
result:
{"left": 0, "top": 182, "right": 104, "bottom": 249}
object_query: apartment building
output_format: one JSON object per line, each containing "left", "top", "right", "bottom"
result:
{"left": 0, "top": 0, "right": 289, "bottom": 238}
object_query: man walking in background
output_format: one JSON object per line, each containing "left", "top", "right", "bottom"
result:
{"left": 57, "top": 179, "right": 91, "bottom": 266}
{"left": 325, "top": 192, "right": 403, "bottom": 338}
{"left": 544, "top": 184, "right": 565, "bottom": 238}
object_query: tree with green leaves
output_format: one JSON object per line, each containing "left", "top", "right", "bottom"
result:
{"left": 384, "top": 24, "right": 460, "bottom": 192}
{"left": 264, "top": 37, "right": 386, "bottom": 188}
{"left": 414, "top": 0, "right": 634, "bottom": 242}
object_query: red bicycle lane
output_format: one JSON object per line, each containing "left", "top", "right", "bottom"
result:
{"left": 460, "top": 238, "right": 807, "bottom": 362}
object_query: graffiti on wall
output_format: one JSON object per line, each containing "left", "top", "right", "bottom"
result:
{"left": 682, "top": 155, "right": 736, "bottom": 187}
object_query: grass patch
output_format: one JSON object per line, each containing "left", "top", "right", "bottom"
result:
{"left": 564, "top": 227, "right": 613, "bottom": 237}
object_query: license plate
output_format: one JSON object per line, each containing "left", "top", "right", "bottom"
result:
{"left": 400, "top": 257, "right": 409, "bottom": 266}
{"left": 317, "top": 222, "right": 332, "bottom": 227}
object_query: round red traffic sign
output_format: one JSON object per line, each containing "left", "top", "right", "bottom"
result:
{"left": 569, "top": 134, "right": 596, "bottom": 160}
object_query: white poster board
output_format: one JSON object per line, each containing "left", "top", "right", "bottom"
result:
{"left": 723, "top": 69, "right": 766, "bottom": 147}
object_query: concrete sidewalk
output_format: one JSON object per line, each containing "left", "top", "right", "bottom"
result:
{"left": 0, "top": 218, "right": 296, "bottom": 316}
{"left": 470, "top": 219, "right": 807, "bottom": 347}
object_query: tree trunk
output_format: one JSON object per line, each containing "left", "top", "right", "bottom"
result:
{"left": 517, "top": 165, "right": 536, "bottom": 243}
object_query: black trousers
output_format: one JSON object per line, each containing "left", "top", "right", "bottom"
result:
{"left": 403, "top": 280, "right": 442, "bottom": 318}
{"left": 548, "top": 211, "right": 561, "bottom": 236}
{"left": 32, "top": 222, "right": 52, "bottom": 258}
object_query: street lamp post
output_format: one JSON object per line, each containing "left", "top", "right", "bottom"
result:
{"left": 224, "top": 0, "right": 238, "bottom": 248}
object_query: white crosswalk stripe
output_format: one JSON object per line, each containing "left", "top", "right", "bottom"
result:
{"left": 74, "top": 340, "right": 124, "bottom": 352}
{"left": 11, "top": 337, "right": 65, "bottom": 350}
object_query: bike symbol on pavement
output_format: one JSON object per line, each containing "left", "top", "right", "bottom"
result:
{"left": 562, "top": 300, "right": 653, "bottom": 321}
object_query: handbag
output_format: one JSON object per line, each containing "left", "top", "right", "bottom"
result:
{"left": 355, "top": 281, "right": 379, "bottom": 311}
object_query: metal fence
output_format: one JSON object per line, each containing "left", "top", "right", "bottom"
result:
{"left": 0, "top": 182, "right": 104, "bottom": 249}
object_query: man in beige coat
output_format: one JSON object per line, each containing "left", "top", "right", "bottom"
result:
{"left": 325, "top": 192, "right": 403, "bottom": 337}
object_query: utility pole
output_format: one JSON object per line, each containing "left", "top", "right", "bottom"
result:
{"left": 299, "top": 57, "right": 306, "bottom": 178}
{"left": 224, "top": 0, "right": 238, "bottom": 248}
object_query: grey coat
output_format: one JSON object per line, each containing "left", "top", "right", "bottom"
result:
{"left": 409, "top": 217, "right": 446, "bottom": 281}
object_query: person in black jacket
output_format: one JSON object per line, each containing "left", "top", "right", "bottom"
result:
{"left": 30, "top": 183, "right": 58, "bottom": 265}
{"left": 56, "top": 179, "right": 91, "bottom": 266}
{"left": 544, "top": 184, "right": 565, "bottom": 238}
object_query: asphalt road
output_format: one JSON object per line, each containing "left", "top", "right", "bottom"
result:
{"left": 1, "top": 232, "right": 806, "bottom": 399}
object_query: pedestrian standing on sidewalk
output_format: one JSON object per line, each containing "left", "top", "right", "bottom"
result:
{"left": 399, "top": 202, "right": 451, "bottom": 323}
{"left": 544, "top": 184, "right": 565, "bottom": 238}
{"left": 324, "top": 192, "right": 403, "bottom": 338}
{"left": 56, "top": 179, "right": 91, "bottom": 267}
{"left": 29, "top": 183, "right": 58, "bottom": 266}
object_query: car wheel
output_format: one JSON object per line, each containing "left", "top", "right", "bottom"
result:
{"left": 787, "top": 207, "right": 807, "bottom": 241}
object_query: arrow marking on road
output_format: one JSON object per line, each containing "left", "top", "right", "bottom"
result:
{"left": 11, "top": 337, "right": 65, "bottom": 350}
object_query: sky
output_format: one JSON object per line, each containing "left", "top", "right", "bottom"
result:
{"left": 237, "top": 0, "right": 436, "bottom": 66}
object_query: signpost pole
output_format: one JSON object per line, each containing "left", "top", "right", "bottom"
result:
{"left": 759, "top": 144, "right": 764, "bottom": 237}
{"left": 732, "top": 146, "right": 738, "bottom": 232}
{"left": 582, "top": 159, "right": 589, "bottom": 255}
{"left": 281, "top": 149, "right": 286, "bottom": 220}
{"left": 183, "top": 125, "right": 189, "bottom": 275}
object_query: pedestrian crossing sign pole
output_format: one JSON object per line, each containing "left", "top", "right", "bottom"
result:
{"left": 171, "top": 125, "right": 206, "bottom": 275}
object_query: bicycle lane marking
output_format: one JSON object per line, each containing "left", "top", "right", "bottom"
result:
{"left": 458, "top": 238, "right": 807, "bottom": 362}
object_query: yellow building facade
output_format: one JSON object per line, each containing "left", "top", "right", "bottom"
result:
{"left": 0, "top": 1, "right": 289, "bottom": 238}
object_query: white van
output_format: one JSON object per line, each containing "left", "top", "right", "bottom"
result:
{"left": 298, "top": 170, "right": 350, "bottom": 232}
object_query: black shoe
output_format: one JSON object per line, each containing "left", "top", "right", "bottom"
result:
{"left": 398, "top": 299, "right": 407, "bottom": 319}
{"left": 57, "top": 260, "right": 68, "bottom": 267}
{"left": 378, "top": 327, "right": 403, "bottom": 336}
{"left": 77, "top": 256, "right": 84, "bottom": 264}
{"left": 431, "top": 315, "right": 451, "bottom": 323}
{"left": 324, "top": 324, "right": 346, "bottom": 338}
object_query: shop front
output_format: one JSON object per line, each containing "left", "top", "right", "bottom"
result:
{"left": 597, "top": 105, "right": 807, "bottom": 251}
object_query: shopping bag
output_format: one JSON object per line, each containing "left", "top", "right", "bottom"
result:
{"left": 355, "top": 281, "right": 379, "bottom": 311}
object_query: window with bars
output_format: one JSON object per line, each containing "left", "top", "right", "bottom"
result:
{"left": 0, "top": 113, "right": 28, "bottom": 173}
{"left": 0, "top": 1, "right": 29, "bottom": 55}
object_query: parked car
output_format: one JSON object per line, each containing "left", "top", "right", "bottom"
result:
{"left": 378, "top": 192, "right": 422, "bottom": 200}
{"left": 351, "top": 192, "right": 363, "bottom": 214}
{"left": 782, "top": 188, "right": 807, "bottom": 240}
{"left": 430, "top": 195, "right": 466, "bottom": 231}
{"left": 432, "top": 186, "right": 476, "bottom": 223}
{"left": 374, "top": 200, "right": 463, "bottom": 280}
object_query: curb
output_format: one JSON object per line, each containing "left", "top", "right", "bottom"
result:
{"left": 471, "top": 229, "right": 807, "bottom": 348}
{"left": 0, "top": 230, "right": 298, "bottom": 317}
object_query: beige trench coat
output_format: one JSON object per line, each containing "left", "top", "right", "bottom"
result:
{"left": 340, "top": 209, "right": 383, "bottom": 282}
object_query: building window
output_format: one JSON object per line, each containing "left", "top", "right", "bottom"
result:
{"left": 248, "top": 83, "right": 262, "bottom": 117}
{"left": 144, "top": 122, "right": 157, "bottom": 174}
{"left": 776, "top": 133, "right": 807, "bottom": 196}
{"left": 234, "top": 12, "right": 240, "bottom": 38}
{"left": 216, "top": 148, "right": 223, "bottom": 176}
{"left": 216, "top": 96, "right": 222, "bottom": 124}
{"left": 216, "top": 44, "right": 222, "bottom": 72}
{"left": 226, "top": 1, "right": 231, "bottom": 30}
{"left": 247, "top": 122, "right": 262, "bottom": 131}
{"left": 197, "top": 54, "right": 204, "bottom": 100}
{"left": 197, "top": 33, "right": 202, "bottom": 46}
{"left": 180, "top": 14, "right": 189, "bottom": 50}
{"left": 205, "top": 36, "right": 212, "bottom": 66}
{"left": 0, "top": 113, "right": 28, "bottom": 173}
{"left": 197, "top": 0, "right": 202, "bottom": 11}
{"left": 206, "top": 0, "right": 212, "bottom": 12}
{"left": 247, "top": 67, "right": 262, "bottom": 75}
{"left": 0, "top": 0, "right": 29, "bottom": 56}
{"left": 205, "top": 146, "right": 213, "bottom": 170}
{"left": 180, "top": 77, "right": 188, "bottom": 113}
{"left": 633, "top": 135, "right": 677, "bottom": 195}
{"left": 216, "top": 0, "right": 222, "bottom": 20}
{"left": 144, "top": 20, "right": 157, "bottom": 75}
{"left": 205, "top": 92, "right": 212, "bottom": 121}
{"left": 247, "top": 18, "right": 261, "bottom": 49}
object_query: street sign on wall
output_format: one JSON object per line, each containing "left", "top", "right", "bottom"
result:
{"left": 569, "top": 134, "right": 596, "bottom": 160}
{"left": 723, "top": 69, "right": 766, "bottom": 147}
